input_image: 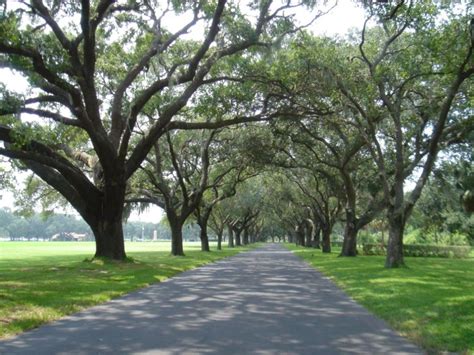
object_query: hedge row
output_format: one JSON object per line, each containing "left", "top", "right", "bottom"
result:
{"left": 362, "top": 243, "right": 472, "bottom": 258}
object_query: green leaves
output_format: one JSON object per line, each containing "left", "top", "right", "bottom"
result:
{"left": 0, "top": 13, "right": 21, "bottom": 46}
{"left": 0, "top": 86, "right": 23, "bottom": 116}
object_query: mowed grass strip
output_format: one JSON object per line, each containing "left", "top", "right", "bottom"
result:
{"left": 286, "top": 244, "right": 474, "bottom": 353}
{"left": 0, "top": 241, "right": 255, "bottom": 339}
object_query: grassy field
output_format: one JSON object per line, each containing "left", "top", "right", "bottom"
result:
{"left": 0, "top": 241, "right": 254, "bottom": 339}
{"left": 286, "top": 244, "right": 474, "bottom": 354}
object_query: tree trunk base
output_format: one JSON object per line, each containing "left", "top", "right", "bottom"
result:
{"left": 384, "top": 257, "right": 406, "bottom": 268}
{"left": 340, "top": 223, "right": 358, "bottom": 257}
{"left": 92, "top": 218, "right": 126, "bottom": 261}
{"left": 385, "top": 213, "right": 406, "bottom": 268}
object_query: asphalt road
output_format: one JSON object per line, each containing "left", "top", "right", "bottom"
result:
{"left": 0, "top": 244, "right": 421, "bottom": 354}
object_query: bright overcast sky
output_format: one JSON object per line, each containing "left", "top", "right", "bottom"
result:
{"left": 0, "top": 1, "right": 366, "bottom": 223}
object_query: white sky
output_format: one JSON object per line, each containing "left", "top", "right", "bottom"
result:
{"left": 0, "top": 1, "right": 366, "bottom": 223}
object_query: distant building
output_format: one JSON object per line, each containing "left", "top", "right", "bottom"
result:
{"left": 51, "top": 232, "right": 88, "bottom": 241}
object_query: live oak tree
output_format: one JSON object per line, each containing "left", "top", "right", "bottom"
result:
{"left": 280, "top": 36, "right": 387, "bottom": 256}
{"left": 183, "top": 76, "right": 273, "bottom": 252}
{"left": 254, "top": 174, "right": 295, "bottom": 243}
{"left": 223, "top": 176, "right": 265, "bottom": 245}
{"left": 266, "top": 177, "right": 305, "bottom": 244}
{"left": 274, "top": 112, "right": 383, "bottom": 255}
{"left": 240, "top": 35, "right": 383, "bottom": 255}
{"left": 264, "top": 2, "right": 472, "bottom": 265}
{"left": 208, "top": 202, "right": 231, "bottom": 250}
{"left": 0, "top": 0, "right": 316, "bottom": 260}
{"left": 134, "top": 126, "right": 255, "bottom": 255}
{"left": 129, "top": 75, "right": 277, "bottom": 255}
{"left": 194, "top": 153, "right": 257, "bottom": 252}
{"left": 130, "top": 129, "right": 216, "bottom": 256}
{"left": 287, "top": 168, "right": 343, "bottom": 252}
{"left": 338, "top": 3, "right": 474, "bottom": 267}
{"left": 263, "top": 2, "right": 473, "bottom": 264}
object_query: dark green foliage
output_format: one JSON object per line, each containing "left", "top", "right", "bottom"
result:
{"left": 362, "top": 243, "right": 471, "bottom": 258}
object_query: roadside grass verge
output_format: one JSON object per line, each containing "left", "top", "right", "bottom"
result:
{"left": 285, "top": 244, "right": 474, "bottom": 354}
{"left": 0, "top": 241, "right": 255, "bottom": 339}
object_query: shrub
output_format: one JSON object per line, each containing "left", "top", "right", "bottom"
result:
{"left": 403, "top": 244, "right": 471, "bottom": 258}
{"left": 405, "top": 228, "right": 470, "bottom": 246}
{"left": 362, "top": 243, "right": 386, "bottom": 256}
{"left": 362, "top": 243, "right": 471, "bottom": 258}
{"left": 358, "top": 230, "right": 380, "bottom": 244}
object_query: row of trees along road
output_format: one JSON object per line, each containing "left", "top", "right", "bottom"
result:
{"left": 0, "top": 1, "right": 473, "bottom": 267}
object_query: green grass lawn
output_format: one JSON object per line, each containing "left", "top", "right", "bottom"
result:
{"left": 286, "top": 244, "right": 474, "bottom": 354}
{"left": 0, "top": 241, "right": 254, "bottom": 339}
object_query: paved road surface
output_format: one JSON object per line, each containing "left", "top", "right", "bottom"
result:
{"left": 0, "top": 244, "right": 420, "bottom": 354}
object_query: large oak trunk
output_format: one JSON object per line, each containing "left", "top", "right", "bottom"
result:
{"left": 305, "top": 220, "right": 313, "bottom": 247}
{"left": 169, "top": 220, "right": 185, "bottom": 256}
{"left": 198, "top": 220, "right": 210, "bottom": 252}
{"left": 340, "top": 213, "right": 358, "bottom": 256}
{"left": 92, "top": 217, "right": 126, "bottom": 260}
{"left": 89, "top": 181, "right": 127, "bottom": 260}
{"left": 235, "top": 229, "right": 242, "bottom": 246}
{"left": 227, "top": 225, "right": 234, "bottom": 247}
{"left": 217, "top": 230, "right": 223, "bottom": 250}
{"left": 385, "top": 212, "right": 406, "bottom": 268}
{"left": 340, "top": 224, "right": 358, "bottom": 256}
{"left": 297, "top": 223, "right": 305, "bottom": 246}
{"left": 243, "top": 228, "right": 249, "bottom": 245}
{"left": 312, "top": 225, "right": 321, "bottom": 248}
{"left": 321, "top": 226, "right": 331, "bottom": 253}
{"left": 295, "top": 224, "right": 304, "bottom": 247}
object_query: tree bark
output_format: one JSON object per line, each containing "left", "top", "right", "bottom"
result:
{"left": 243, "top": 228, "right": 249, "bottom": 245}
{"left": 235, "top": 228, "right": 242, "bottom": 246}
{"left": 296, "top": 223, "right": 305, "bottom": 246}
{"left": 321, "top": 225, "right": 331, "bottom": 253}
{"left": 385, "top": 210, "right": 406, "bottom": 268}
{"left": 198, "top": 219, "right": 210, "bottom": 252}
{"left": 217, "top": 229, "right": 223, "bottom": 250}
{"left": 312, "top": 225, "right": 321, "bottom": 248}
{"left": 340, "top": 210, "right": 358, "bottom": 256}
{"left": 227, "top": 224, "right": 234, "bottom": 248}
{"left": 92, "top": 217, "right": 126, "bottom": 260}
{"left": 169, "top": 218, "right": 185, "bottom": 256}
{"left": 305, "top": 220, "right": 313, "bottom": 247}
{"left": 340, "top": 223, "right": 358, "bottom": 256}
{"left": 87, "top": 178, "right": 127, "bottom": 260}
